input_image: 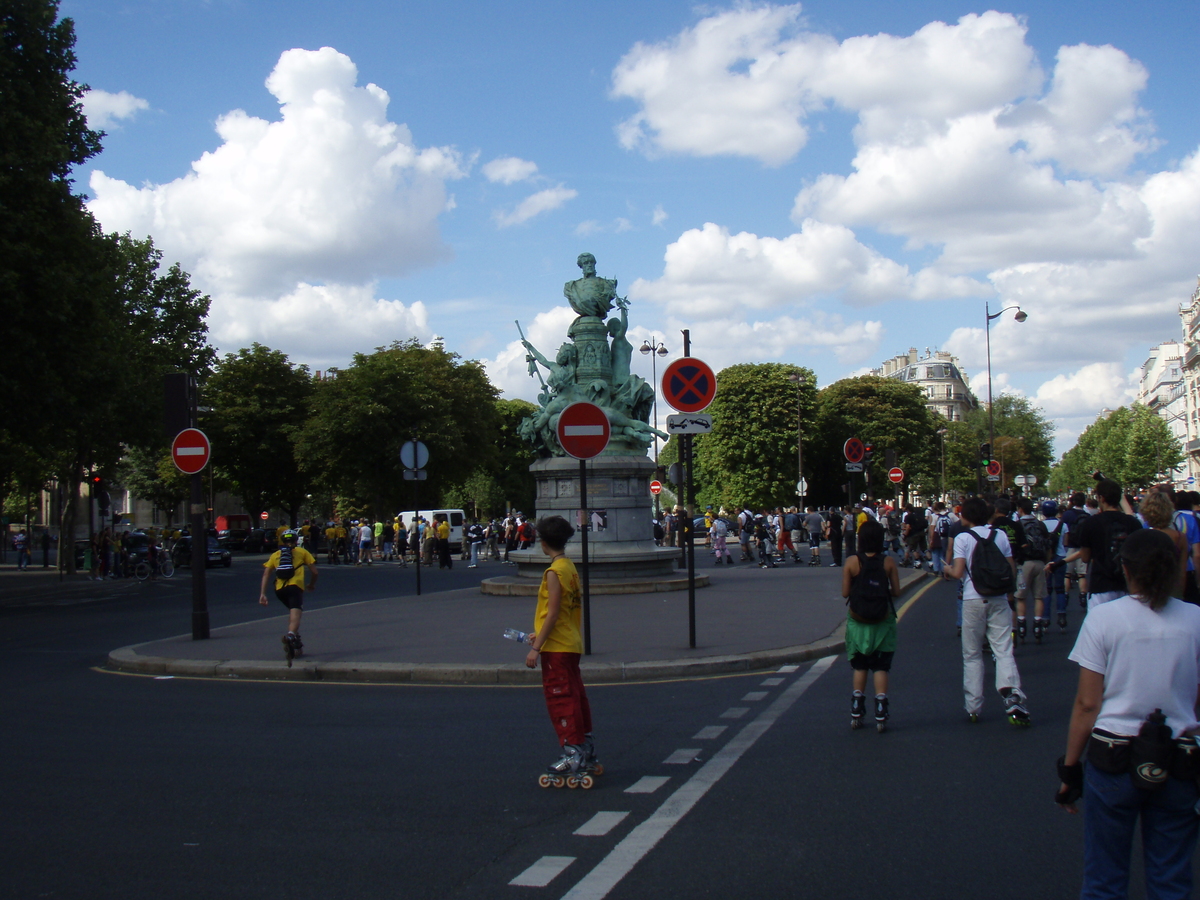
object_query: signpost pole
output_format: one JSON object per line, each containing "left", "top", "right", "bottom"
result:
{"left": 580, "top": 458, "right": 591, "bottom": 656}
{"left": 412, "top": 439, "right": 421, "bottom": 597}
{"left": 682, "top": 329, "right": 696, "bottom": 649}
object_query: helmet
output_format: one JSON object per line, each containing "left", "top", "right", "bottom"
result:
{"left": 281, "top": 530, "right": 298, "bottom": 543}
{"left": 1040, "top": 500, "right": 1058, "bottom": 518}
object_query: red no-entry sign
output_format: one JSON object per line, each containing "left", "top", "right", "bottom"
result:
{"left": 888, "top": 467, "right": 904, "bottom": 483}
{"left": 171, "top": 428, "right": 211, "bottom": 475}
{"left": 662, "top": 358, "right": 717, "bottom": 413}
{"left": 649, "top": 480, "right": 662, "bottom": 495}
{"left": 557, "top": 402, "right": 611, "bottom": 460}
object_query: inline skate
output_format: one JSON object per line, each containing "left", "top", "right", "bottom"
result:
{"left": 874, "top": 695, "right": 889, "bottom": 733}
{"left": 1001, "top": 687, "right": 1031, "bottom": 727}
{"left": 537, "top": 744, "right": 595, "bottom": 789}
{"left": 850, "top": 692, "right": 866, "bottom": 729}
{"left": 282, "top": 632, "right": 303, "bottom": 667}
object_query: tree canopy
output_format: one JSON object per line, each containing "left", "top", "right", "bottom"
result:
{"left": 1050, "top": 405, "right": 1183, "bottom": 493}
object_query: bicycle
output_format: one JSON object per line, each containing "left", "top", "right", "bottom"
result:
{"left": 135, "top": 556, "right": 175, "bottom": 581}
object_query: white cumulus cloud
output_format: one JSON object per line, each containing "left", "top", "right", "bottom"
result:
{"left": 482, "top": 156, "right": 538, "bottom": 184}
{"left": 88, "top": 47, "right": 466, "bottom": 298}
{"left": 1034, "top": 362, "right": 1137, "bottom": 419}
{"left": 494, "top": 185, "right": 577, "bottom": 228}
{"left": 82, "top": 89, "right": 150, "bottom": 128}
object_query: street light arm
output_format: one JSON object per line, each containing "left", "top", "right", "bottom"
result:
{"left": 987, "top": 305, "right": 1027, "bottom": 322}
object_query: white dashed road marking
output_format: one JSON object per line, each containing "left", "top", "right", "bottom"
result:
{"left": 558, "top": 656, "right": 836, "bottom": 900}
{"left": 693, "top": 726, "right": 726, "bottom": 740}
{"left": 720, "top": 707, "right": 748, "bottom": 719}
{"left": 511, "top": 856, "right": 575, "bottom": 887}
{"left": 624, "top": 776, "right": 670, "bottom": 794}
{"left": 741, "top": 691, "right": 768, "bottom": 702}
{"left": 777, "top": 665, "right": 800, "bottom": 672}
{"left": 760, "top": 677, "right": 784, "bottom": 686}
{"left": 662, "top": 749, "right": 700, "bottom": 765}
{"left": 574, "top": 812, "right": 630, "bottom": 837}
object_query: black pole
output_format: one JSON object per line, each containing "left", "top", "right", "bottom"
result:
{"left": 413, "top": 440, "right": 421, "bottom": 597}
{"left": 580, "top": 457, "right": 591, "bottom": 655}
{"left": 190, "top": 472, "right": 209, "bottom": 639}
{"left": 682, "top": 328, "right": 696, "bottom": 649}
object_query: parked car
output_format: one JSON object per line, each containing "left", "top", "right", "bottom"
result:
{"left": 119, "top": 531, "right": 151, "bottom": 570}
{"left": 217, "top": 528, "right": 250, "bottom": 551}
{"left": 243, "top": 528, "right": 278, "bottom": 554}
{"left": 691, "top": 515, "right": 734, "bottom": 538}
{"left": 171, "top": 536, "right": 232, "bottom": 569}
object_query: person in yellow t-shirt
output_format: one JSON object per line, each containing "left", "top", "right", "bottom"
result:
{"left": 436, "top": 517, "right": 452, "bottom": 569}
{"left": 258, "top": 529, "right": 319, "bottom": 665}
{"left": 523, "top": 515, "right": 599, "bottom": 783}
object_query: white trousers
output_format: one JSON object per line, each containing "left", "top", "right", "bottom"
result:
{"left": 960, "top": 596, "right": 1023, "bottom": 715}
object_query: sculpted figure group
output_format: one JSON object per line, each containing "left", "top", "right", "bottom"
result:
{"left": 517, "top": 253, "right": 667, "bottom": 457}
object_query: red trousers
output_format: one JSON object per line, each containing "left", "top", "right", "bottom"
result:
{"left": 540, "top": 651, "right": 592, "bottom": 746}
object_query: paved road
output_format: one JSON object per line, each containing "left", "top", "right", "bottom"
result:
{"left": 2, "top": 559, "right": 1186, "bottom": 899}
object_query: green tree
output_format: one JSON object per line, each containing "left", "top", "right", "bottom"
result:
{"left": 812, "top": 375, "right": 939, "bottom": 506}
{"left": 302, "top": 341, "right": 500, "bottom": 516}
{"left": 685, "top": 363, "right": 816, "bottom": 511}
{"left": 965, "top": 395, "right": 1055, "bottom": 484}
{"left": 116, "top": 446, "right": 189, "bottom": 526}
{"left": 1050, "top": 406, "right": 1183, "bottom": 493}
{"left": 201, "top": 344, "right": 312, "bottom": 524}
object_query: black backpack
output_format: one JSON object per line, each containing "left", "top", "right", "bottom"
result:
{"left": 1021, "top": 518, "right": 1052, "bottom": 562}
{"left": 1097, "top": 516, "right": 1140, "bottom": 585}
{"left": 848, "top": 553, "right": 893, "bottom": 623}
{"left": 967, "top": 528, "right": 1016, "bottom": 596}
{"left": 275, "top": 545, "right": 299, "bottom": 581}
{"left": 908, "top": 509, "right": 927, "bottom": 533}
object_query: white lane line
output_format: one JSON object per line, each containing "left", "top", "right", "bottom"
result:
{"left": 574, "top": 812, "right": 630, "bottom": 837}
{"left": 741, "top": 691, "right": 768, "bottom": 702}
{"left": 624, "top": 776, "right": 670, "bottom": 794}
{"left": 511, "top": 856, "right": 575, "bottom": 887}
{"left": 760, "top": 677, "right": 784, "bottom": 686}
{"left": 693, "top": 726, "right": 726, "bottom": 740}
{"left": 558, "top": 656, "right": 836, "bottom": 900}
{"left": 663, "top": 749, "right": 700, "bottom": 765}
{"left": 720, "top": 707, "right": 748, "bottom": 719}
{"left": 778, "top": 664, "right": 800, "bottom": 672}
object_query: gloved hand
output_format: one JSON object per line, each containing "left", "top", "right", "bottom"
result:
{"left": 1056, "top": 756, "right": 1083, "bottom": 810}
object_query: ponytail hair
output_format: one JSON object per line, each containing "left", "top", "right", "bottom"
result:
{"left": 1119, "top": 528, "right": 1178, "bottom": 611}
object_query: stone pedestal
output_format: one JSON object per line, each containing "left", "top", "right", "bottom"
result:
{"left": 480, "top": 454, "right": 700, "bottom": 595}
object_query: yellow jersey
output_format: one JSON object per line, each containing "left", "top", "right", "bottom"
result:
{"left": 264, "top": 546, "right": 315, "bottom": 590}
{"left": 533, "top": 556, "right": 583, "bottom": 654}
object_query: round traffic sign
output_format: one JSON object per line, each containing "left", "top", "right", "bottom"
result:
{"left": 796, "top": 478, "right": 808, "bottom": 495}
{"left": 843, "top": 438, "right": 865, "bottom": 463}
{"left": 649, "top": 480, "right": 662, "bottom": 495}
{"left": 888, "top": 467, "right": 904, "bottom": 483}
{"left": 987, "top": 460, "right": 1002, "bottom": 477}
{"left": 400, "top": 439, "right": 429, "bottom": 470}
{"left": 661, "top": 358, "right": 717, "bottom": 413}
{"left": 556, "top": 402, "right": 611, "bottom": 460}
{"left": 260, "top": 511, "right": 269, "bottom": 520}
{"left": 171, "top": 428, "right": 211, "bottom": 475}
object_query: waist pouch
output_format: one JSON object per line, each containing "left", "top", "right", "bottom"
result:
{"left": 1088, "top": 730, "right": 1200, "bottom": 785}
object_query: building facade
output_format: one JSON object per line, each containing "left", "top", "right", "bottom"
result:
{"left": 1179, "top": 278, "right": 1200, "bottom": 485}
{"left": 1137, "top": 340, "right": 1188, "bottom": 488}
{"left": 872, "top": 348, "right": 978, "bottom": 421}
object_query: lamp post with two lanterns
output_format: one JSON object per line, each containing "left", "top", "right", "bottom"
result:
{"left": 640, "top": 336, "right": 669, "bottom": 518}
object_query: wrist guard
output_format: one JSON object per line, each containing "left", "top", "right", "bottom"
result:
{"left": 1056, "top": 755, "right": 1083, "bottom": 805}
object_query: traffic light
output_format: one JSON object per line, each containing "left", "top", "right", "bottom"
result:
{"left": 978, "top": 442, "right": 992, "bottom": 468}
{"left": 863, "top": 443, "right": 874, "bottom": 464}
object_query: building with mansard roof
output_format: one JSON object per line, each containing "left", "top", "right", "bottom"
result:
{"left": 871, "top": 348, "right": 979, "bottom": 422}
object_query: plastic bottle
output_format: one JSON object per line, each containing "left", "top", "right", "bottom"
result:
{"left": 503, "top": 628, "right": 529, "bottom": 643}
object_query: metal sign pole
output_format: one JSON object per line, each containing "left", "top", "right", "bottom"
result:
{"left": 412, "top": 439, "right": 421, "bottom": 597}
{"left": 580, "top": 457, "right": 591, "bottom": 656}
{"left": 682, "top": 329, "right": 696, "bottom": 649}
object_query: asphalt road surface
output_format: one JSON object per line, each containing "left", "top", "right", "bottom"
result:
{"left": 1, "top": 557, "right": 1187, "bottom": 899}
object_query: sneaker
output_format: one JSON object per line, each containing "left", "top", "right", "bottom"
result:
{"left": 468, "top": 564, "right": 477, "bottom": 568}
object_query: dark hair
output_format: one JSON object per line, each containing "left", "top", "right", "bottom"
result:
{"left": 961, "top": 497, "right": 990, "bottom": 527}
{"left": 1016, "top": 497, "right": 1032, "bottom": 514}
{"left": 857, "top": 519, "right": 885, "bottom": 553}
{"left": 1120, "top": 528, "right": 1179, "bottom": 611}
{"left": 1070, "top": 491, "right": 1086, "bottom": 507}
{"left": 536, "top": 515, "right": 574, "bottom": 550}
{"left": 1095, "top": 478, "right": 1122, "bottom": 507}
{"left": 993, "top": 497, "right": 1012, "bottom": 517}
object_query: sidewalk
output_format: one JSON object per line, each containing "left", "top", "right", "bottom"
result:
{"left": 0, "top": 564, "right": 141, "bottom": 607}
{"left": 107, "top": 564, "right": 929, "bottom": 685}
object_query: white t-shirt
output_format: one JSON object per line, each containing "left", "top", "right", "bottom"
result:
{"left": 1069, "top": 594, "right": 1200, "bottom": 737}
{"left": 359, "top": 525, "right": 372, "bottom": 543}
{"left": 952, "top": 525, "right": 1013, "bottom": 601}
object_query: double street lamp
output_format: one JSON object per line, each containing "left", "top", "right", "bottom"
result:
{"left": 937, "top": 427, "right": 948, "bottom": 501}
{"left": 788, "top": 372, "right": 806, "bottom": 502}
{"left": 640, "top": 337, "right": 670, "bottom": 517}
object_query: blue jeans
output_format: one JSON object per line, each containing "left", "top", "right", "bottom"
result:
{"left": 1083, "top": 763, "right": 1198, "bottom": 899}
{"left": 1047, "top": 554, "right": 1067, "bottom": 613}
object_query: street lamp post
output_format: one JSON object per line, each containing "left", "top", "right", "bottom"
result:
{"left": 985, "top": 301, "right": 1028, "bottom": 456}
{"left": 640, "top": 336, "right": 670, "bottom": 518}
{"left": 937, "top": 427, "right": 948, "bottom": 501}
{"left": 788, "top": 373, "right": 806, "bottom": 503}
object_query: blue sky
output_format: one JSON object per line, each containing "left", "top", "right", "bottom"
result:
{"left": 63, "top": 1, "right": 1200, "bottom": 453}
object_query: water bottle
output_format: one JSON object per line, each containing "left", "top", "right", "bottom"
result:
{"left": 503, "top": 628, "right": 529, "bottom": 644}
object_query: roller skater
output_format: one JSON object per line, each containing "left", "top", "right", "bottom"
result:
{"left": 259, "top": 530, "right": 318, "bottom": 669}
{"left": 842, "top": 520, "right": 900, "bottom": 734}
{"left": 524, "top": 516, "right": 601, "bottom": 790}
{"left": 1001, "top": 686, "right": 1031, "bottom": 726}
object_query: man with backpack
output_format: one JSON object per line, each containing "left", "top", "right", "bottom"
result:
{"left": 1050, "top": 479, "right": 1142, "bottom": 609}
{"left": 841, "top": 519, "right": 901, "bottom": 731}
{"left": 902, "top": 504, "right": 928, "bottom": 569}
{"left": 1059, "top": 491, "right": 1090, "bottom": 604}
{"left": 942, "top": 496, "right": 1030, "bottom": 725}
{"left": 1013, "top": 497, "right": 1052, "bottom": 642}
{"left": 926, "top": 502, "right": 953, "bottom": 575}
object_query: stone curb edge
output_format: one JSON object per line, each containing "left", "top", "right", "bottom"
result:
{"left": 105, "top": 572, "right": 925, "bottom": 686}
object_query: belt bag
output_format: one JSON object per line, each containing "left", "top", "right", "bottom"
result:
{"left": 1088, "top": 730, "right": 1200, "bottom": 788}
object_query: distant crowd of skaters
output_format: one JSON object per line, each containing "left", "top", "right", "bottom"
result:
{"left": 296, "top": 514, "right": 540, "bottom": 570}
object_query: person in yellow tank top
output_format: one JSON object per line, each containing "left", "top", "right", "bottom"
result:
{"left": 523, "top": 515, "right": 600, "bottom": 783}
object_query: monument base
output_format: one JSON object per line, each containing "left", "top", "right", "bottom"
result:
{"left": 478, "top": 454, "right": 705, "bottom": 595}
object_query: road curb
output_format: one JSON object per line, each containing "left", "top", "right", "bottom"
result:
{"left": 105, "top": 571, "right": 926, "bottom": 686}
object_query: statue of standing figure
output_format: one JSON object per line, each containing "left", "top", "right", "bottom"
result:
{"left": 518, "top": 253, "right": 667, "bottom": 457}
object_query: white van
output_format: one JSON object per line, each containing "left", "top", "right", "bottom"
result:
{"left": 397, "top": 509, "right": 465, "bottom": 552}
